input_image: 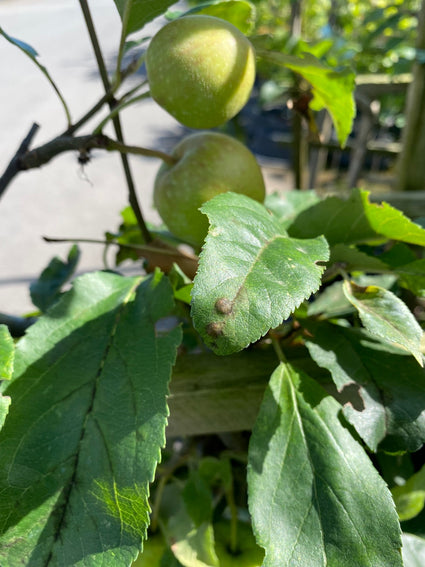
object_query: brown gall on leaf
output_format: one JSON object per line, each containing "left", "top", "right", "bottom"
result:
{"left": 205, "top": 321, "right": 224, "bottom": 339}
{"left": 215, "top": 298, "right": 233, "bottom": 315}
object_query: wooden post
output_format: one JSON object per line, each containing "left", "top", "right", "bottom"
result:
{"left": 396, "top": 0, "right": 425, "bottom": 191}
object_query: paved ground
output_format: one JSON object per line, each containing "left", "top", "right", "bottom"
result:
{"left": 0, "top": 0, "right": 290, "bottom": 316}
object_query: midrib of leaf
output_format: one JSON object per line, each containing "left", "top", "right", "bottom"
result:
{"left": 12, "top": 286, "right": 140, "bottom": 406}
{"left": 346, "top": 282, "right": 418, "bottom": 350}
{"left": 287, "top": 374, "right": 327, "bottom": 567}
{"left": 45, "top": 277, "right": 142, "bottom": 564}
{"left": 230, "top": 233, "right": 317, "bottom": 312}
{"left": 289, "top": 369, "right": 370, "bottom": 565}
{"left": 230, "top": 233, "right": 282, "bottom": 308}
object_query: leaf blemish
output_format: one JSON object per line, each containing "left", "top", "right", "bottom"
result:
{"left": 215, "top": 297, "right": 233, "bottom": 315}
{"left": 206, "top": 321, "right": 224, "bottom": 338}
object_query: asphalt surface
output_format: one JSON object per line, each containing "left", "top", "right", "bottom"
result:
{"left": 0, "top": 0, "right": 186, "bottom": 315}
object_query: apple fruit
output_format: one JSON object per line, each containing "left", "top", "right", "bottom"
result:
{"left": 214, "top": 520, "right": 264, "bottom": 567}
{"left": 145, "top": 15, "right": 256, "bottom": 129}
{"left": 153, "top": 131, "right": 266, "bottom": 248}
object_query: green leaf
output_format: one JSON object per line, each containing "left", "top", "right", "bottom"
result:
{"left": 264, "top": 190, "right": 320, "bottom": 229}
{"left": 191, "top": 193, "right": 329, "bottom": 355}
{"left": 257, "top": 50, "right": 356, "bottom": 147}
{"left": 191, "top": 1, "right": 256, "bottom": 34}
{"left": 0, "top": 27, "right": 71, "bottom": 125}
{"left": 113, "top": 0, "right": 178, "bottom": 37}
{"left": 304, "top": 321, "right": 425, "bottom": 452}
{"left": 289, "top": 188, "right": 425, "bottom": 247}
{"left": 343, "top": 280, "right": 424, "bottom": 366}
{"left": 397, "top": 259, "right": 425, "bottom": 297}
{"left": 247, "top": 363, "right": 403, "bottom": 567}
{"left": 307, "top": 281, "right": 354, "bottom": 318}
{"left": 0, "top": 395, "right": 10, "bottom": 432}
{"left": 392, "top": 465, "right": 425, "bottom": 522}
{"left": 329, "top": 243, "right": 389, "bottom": 272}
{"left": 402, "top": 533, "right": 425, "bottom": 567}
{"left": 0, "top": 271, "right": 182, "bottom": 566}
{"left": 164, "top": 484, "right": 219, "bottom": 567}
{"left": 30, "top": 245, "right": 80, "bottom": 312}
{"left": 0, "top": 325, "right": 14, "bottom": 432}
{"left": 182, "top": 472, "right": 213, "bottom": 527}
{"left": 0, "top": 325, "right": 14, "bottom": 381}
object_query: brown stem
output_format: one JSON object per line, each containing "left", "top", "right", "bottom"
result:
{"left": 0, "top": 133, "right": 176, "bottom": 194}
{"left": 0, "top": 123, "right": 39, "bottom": 198}
{"left": 78, "top": 0, "right": 152, "bottom": 243}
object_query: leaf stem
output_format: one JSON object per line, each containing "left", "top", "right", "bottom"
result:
{"left": 78, "top": 0, "right": 152, "bottom": 243}
{"left": 270, "top": 333, "right": 287, "bottom": 363}
{"left": 92, "top": 92, "right": 151, "bottom": 135}
{"left": 42, "top": 235, "right": 185, "bottom": 256}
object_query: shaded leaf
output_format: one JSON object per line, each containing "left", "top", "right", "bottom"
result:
{"left": 0, "top": 27, "right": 71, "bottom": 125}
{"left": 163, "top": 483, "right": 218, "bottom": 567}
{"left": 307, "top": 281, "right": 354, "bottom": 318}
{"left": 264, "top": 190, "right": 320, "bottom": 229}
{"left": 257, "top": 50, "right": 355, "bottom": 147}
{"left": 30, "top": 245, "right": 80, "bottom": 312}
{"left": 304, "top": 321, "right": 425, "bottom": 452}
{"left": 247, "top": 363, "right": 402, "bottom": 567}
{"left": 182, "top": 472, "right": 213, "bottom": 527}
{"left": 113, "top": 0, "right": 178, "bottom": 37}
{"left": 343, "top": 280, "right": 424, "bottom": 366}
{"left": 329, "top": 243, "right": 389, "bottom": 272}
{"left": 397, "top": 259, "right": 425, "bottom": 297}
{"left": 402, "top": 533, "right": 425, "bottom": 567}
{"left": 0, "top": 271, "right": 182, "bottom": 566}
{"left": 289, "top": 188, "right": 425, "bottom": 247}
{"left": 191, "top": 193, "right": 329, "bottom": 355}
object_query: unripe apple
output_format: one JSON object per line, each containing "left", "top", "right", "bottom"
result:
{"left": 145, "top": 15, "right": 256, "bottom": 129}
{"left": 153, "top": 132, "right": 266, "bottom": 248}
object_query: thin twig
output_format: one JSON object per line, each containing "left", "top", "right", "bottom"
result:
{"left": 0, "top": 123, "right": 39, "bottom": 199}
{"left": 78, "top": 0, "right": 152, "bottom": 243}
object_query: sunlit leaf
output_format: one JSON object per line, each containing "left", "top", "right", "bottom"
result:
{"left": 402, "top": 533, "right": 425, "bottom": 567}
{"left": 256, "top": 50, "right": 355, "bottom": 147}
{"left": 113, "top": 0, "right": 178, "bottom": 37}
{"left": 343, "top": 280, "right": 424, "bottom": 366}
{"left": 191, "top": 192, "right": 329, "bottom": 355}
{"left": 289, "top": 188, "right": 425, "bottom": 247}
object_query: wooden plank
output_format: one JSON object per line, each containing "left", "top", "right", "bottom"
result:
{"left": 167, "top": 349, "right": 277, "bottom": 437}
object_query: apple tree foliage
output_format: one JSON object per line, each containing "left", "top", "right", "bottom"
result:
{"left": 1, "top": 1, "right": 425, "bottom": 566}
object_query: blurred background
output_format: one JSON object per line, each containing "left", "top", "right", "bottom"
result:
{"left": 0, "top": 0, "right": 420, "bottom": 315}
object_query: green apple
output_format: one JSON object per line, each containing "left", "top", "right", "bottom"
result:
{"left": 153, "top": 132, "right": 266, "bottom": 248}
{"left": 146, "top": 15, "right": 256, "bottom": 129}
{"left": 214, "top": 520, "right": 264, "bottom": 567}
